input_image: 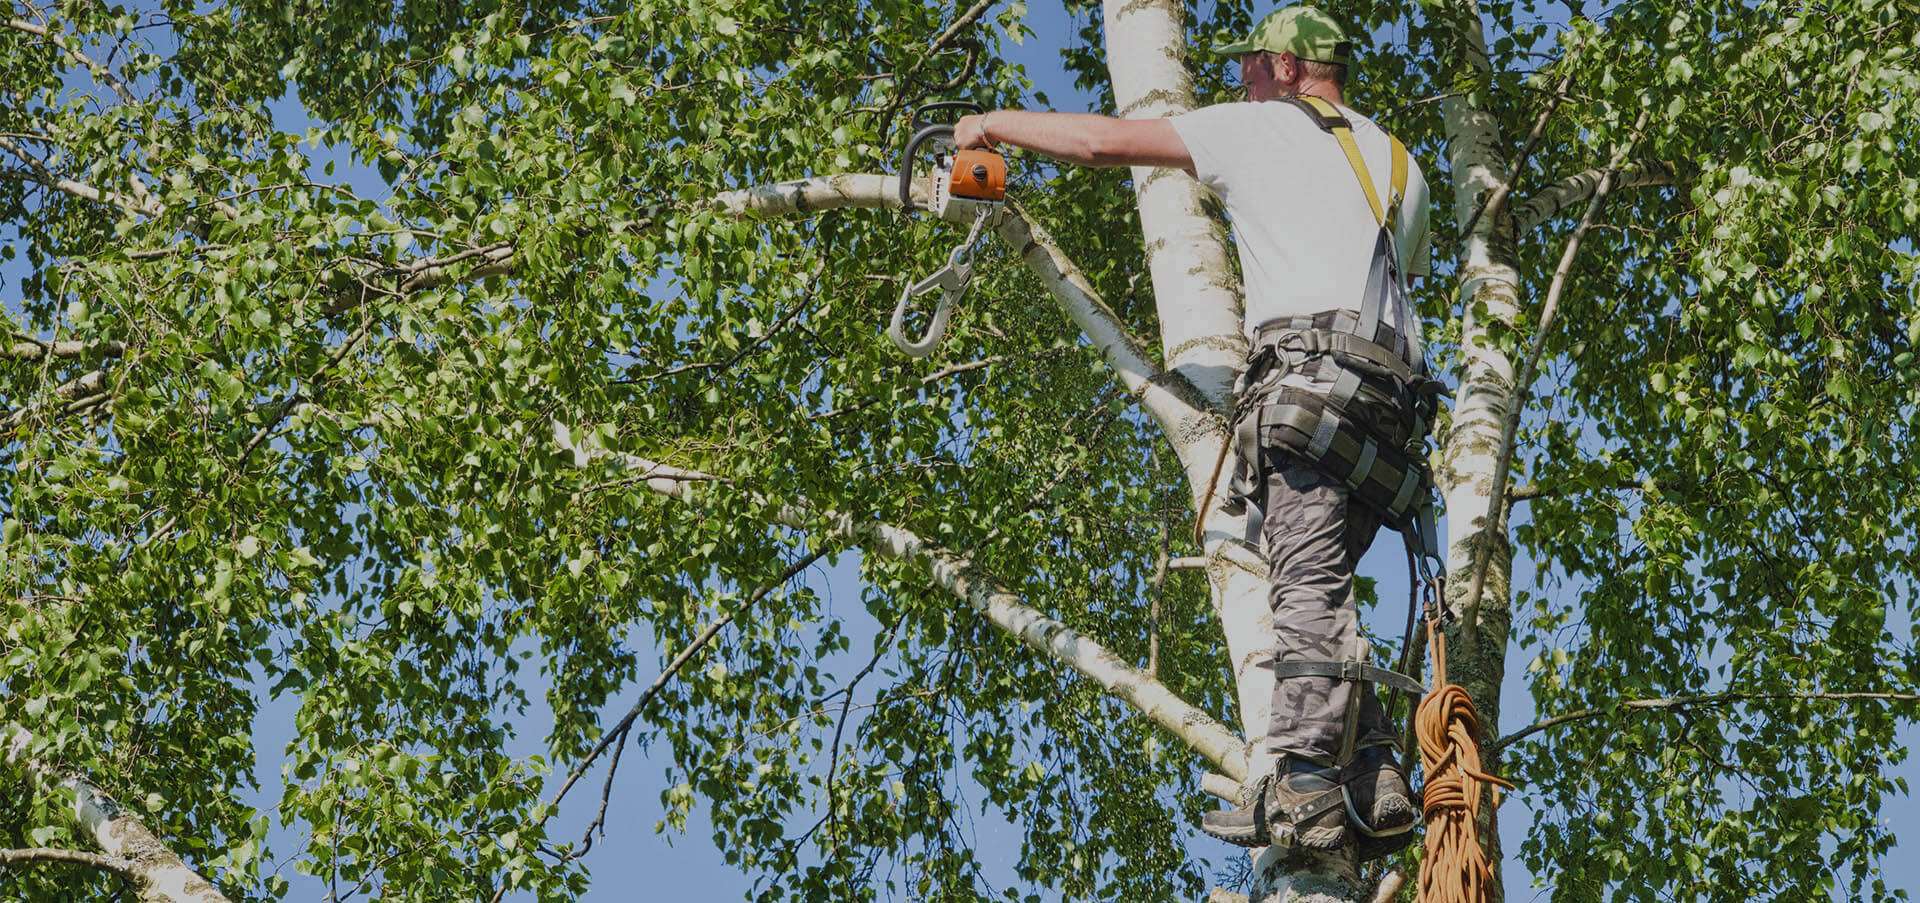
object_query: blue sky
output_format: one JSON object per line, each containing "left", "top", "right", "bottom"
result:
{"left": 4, "top": 1, "right": 1916, "bottom": 899}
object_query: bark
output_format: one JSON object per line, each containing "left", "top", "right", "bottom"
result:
{"left": 3, "top": 729, "right": 232, "bottom": 903}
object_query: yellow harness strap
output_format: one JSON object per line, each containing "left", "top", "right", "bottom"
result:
{"left": 1295, "top": 95, "right": 1408, "bottom": 229}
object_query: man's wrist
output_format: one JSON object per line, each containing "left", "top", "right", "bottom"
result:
{"left": 981, "top": 111, "right": 997, "bottom": 145}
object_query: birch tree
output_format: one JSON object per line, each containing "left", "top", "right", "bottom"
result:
{"left": 3, "top": 0, "right": 1918, "bottom": 901}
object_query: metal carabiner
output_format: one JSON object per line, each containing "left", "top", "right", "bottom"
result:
{"left": 889, "top": 208, "right": 989, "bottom": 357}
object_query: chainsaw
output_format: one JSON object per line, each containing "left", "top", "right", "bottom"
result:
{"left": 888, "top": 101, "right": 1008, "bottom": 357}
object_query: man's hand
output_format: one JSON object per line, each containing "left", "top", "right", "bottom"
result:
{"left": 954, "top": 113, "right": 994, "bottom": 150}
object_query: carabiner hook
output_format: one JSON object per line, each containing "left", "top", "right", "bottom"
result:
{"left": 889, "top": 242, "right": 972, "bottom": 357}
{"left": 888, "top": 208, "right": 991, "bottom": 358}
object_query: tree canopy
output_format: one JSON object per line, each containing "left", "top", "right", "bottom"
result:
{"left": 2, "top": 0, "right": 1917, "bottom": 901}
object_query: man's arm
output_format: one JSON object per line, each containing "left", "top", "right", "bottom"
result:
{"left": 954, "top": 110, "right": 1193, "bottom": 173}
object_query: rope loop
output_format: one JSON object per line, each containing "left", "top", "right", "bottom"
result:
{"left": 1416, "top": 628, "right": 1515, "bottom": 903}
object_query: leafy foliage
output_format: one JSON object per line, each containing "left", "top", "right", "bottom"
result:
{"left": 1, "top": 0, "right": 1915, "bottom": 901}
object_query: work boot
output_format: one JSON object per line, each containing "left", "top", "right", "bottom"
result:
{"left": 1345, "top": 745, "right": 1418, "bottom": 861}
{"left": 1200, "top": 758, "right": 1348, "bottom": 851}
{"left": 1198, "top": 774, "right": 1270, "bottom": 847}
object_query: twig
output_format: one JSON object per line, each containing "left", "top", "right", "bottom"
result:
{"left": 1459, "top": 107, "right": 1649, "bottom": 642}
{"left": 1489, "top": 691, "right": 1920, "bottom": 753}
{"left": 825, "top": 617, "right": 903, "bottom": 849}
{"left": 491, "top": 547, "right": 833, "bottom": 902}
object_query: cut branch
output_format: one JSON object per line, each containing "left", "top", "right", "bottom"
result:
{"left": 1490, "top": 691, "right": 1920, "bottom": 753}
{"left": 554, "top": 431, "right": 1250, "bottom": 781}
{"left": 713, "top": 173, "right": 1208, "bottom": 457}
{"left": 1512, "top": 161, "right": 1674, "bottom": 235}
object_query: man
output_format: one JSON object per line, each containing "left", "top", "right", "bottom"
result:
{"left": 953, "top": 4, "right": 1433, "bottom": 856}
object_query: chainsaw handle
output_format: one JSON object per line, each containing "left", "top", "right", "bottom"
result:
{"left": 898, "top": 123, "right": 954, "bottom": 211}
{"left": 910, "top": 100, "right": 983, "bottom": 133}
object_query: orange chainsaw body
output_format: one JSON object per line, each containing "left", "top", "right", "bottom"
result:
{"left": 945, "top": 149, "right": 1007, "bottom": 202}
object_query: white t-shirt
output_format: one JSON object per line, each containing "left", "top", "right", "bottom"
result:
{"left": 1169, "top": 100, "right": 1430, "bottom": 347}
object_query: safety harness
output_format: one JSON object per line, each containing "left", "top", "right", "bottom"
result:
{"left": 1210, "top": 95, "right": 1454, "bottom": 857}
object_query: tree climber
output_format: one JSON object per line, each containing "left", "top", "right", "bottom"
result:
{"left": 953, "top": 3, "right": 1436, "bottom": 858}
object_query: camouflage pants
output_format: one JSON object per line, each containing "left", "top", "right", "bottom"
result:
{"left": 1262, "top": 457, "right": 1398, "bottom": 765}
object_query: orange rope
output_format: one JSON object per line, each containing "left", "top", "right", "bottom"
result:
{"left": 1416, "top": 625, "right": 1514, "bottom": 903}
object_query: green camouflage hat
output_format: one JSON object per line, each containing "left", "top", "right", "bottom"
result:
{"left": 1212, "top": 5, "right": 1353, "bottom": 65}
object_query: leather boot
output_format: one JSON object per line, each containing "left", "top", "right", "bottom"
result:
{"left": 1346, "top": 744, "right": 1419, "bottom": 861}
{"left": 1200, "top": 758, "right": 1349, "bottom": 851}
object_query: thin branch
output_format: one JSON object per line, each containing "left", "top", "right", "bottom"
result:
{"left": 812, "top": 354, "right": 1015, "bottom": 420}
{"left": 4, "top": 18, "right": 139, "bottom": 104}
{"left": 1490, "top": 691, "right": 1920, "bottom": 753}
{"left": 1461, "top": 108, "right": 1650, "bottom": 641}
{"left": 556, "top": 440, "right": 1252, "bottom": 781}
{"left": 926, "top": 0, "right": 997, "bottom": 56}
{"left": 0, "top": 846, "right": 140, "bottom": 880}
{"left": 496, "top": 545, "right": 835, "bottom": 903}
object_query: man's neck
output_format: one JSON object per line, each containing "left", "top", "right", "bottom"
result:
{"left": 1293, "top": 83, "right": 1345, "bottom": 106}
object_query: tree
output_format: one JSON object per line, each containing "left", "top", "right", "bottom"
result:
{"left": 3, "top": 0, "right": 1917, "bottom": 900}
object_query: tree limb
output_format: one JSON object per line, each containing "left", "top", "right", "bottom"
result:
{"left": 2, "top": 728, "right": 233, "bottom": 903}
{"left": 1490, "top": 691, "right": 1920, "bottom": 753}
{"left": 1511, "top": 161, "right": 1674, "bottom": 235}
{"left": 553, "top": 430, "right": 1250, "bottom": 781}
{"left": 1458, "top": 66, "right": 1576, "bottom": 240}
{"left": 5, "top": 338, "right": 126, "bottom": 361}
{"left": 0, "top": 135, "right": 159, "bottom": 219}
{"left": 713, "top": 173, "right": 1209, "bottom": 457}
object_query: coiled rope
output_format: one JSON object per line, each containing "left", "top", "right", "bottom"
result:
{"left": 1415, "top": 620, "right": 1514, "bottom": 903}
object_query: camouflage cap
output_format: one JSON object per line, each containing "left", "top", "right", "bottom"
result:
{"left": 1211, "top": 5, "right": 1353, "bottom": 65}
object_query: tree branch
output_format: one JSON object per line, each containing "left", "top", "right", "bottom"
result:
{"left": 713, "top": 173, "right": 1208, "bottom": 456}
{"left": 1490, "top": 691, "right": 1920, "bottom": 753}
{"left": 552, "top": 430, "right": 1250, "bottom": 781}
{"left": 1458, "top": 66, "right": 1576, "bottom": 241}
{"left": 1511, "top": 161, "right": 1674, "bottom": 235}
{"left": 5, "top": 338, "right": 126, "bottom": 361}
{"left": 2, "top": 729, "right": 232, "bottom": 903}
{"left": 0, "top": 846, "right": 141, "bottom": 882}
{"left": 0, "top": 135, "right": 159, "bottom": 219}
